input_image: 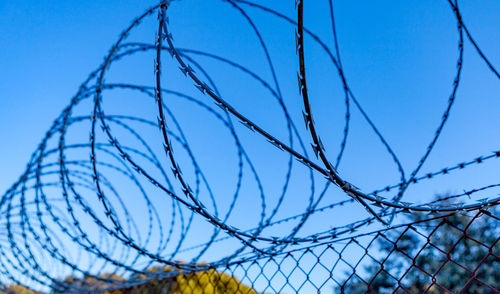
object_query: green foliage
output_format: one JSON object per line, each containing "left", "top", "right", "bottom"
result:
{"left": 49, "top": 273, "right": 125, "bottom": 293}
{"left": 1, "top": 284, "right": 42, "bottom": 294}
{"left": 336, "top": 200, "right": 499, "bottom": 294}
{"left": 48, "top": 265, "right": 258, "bottom": 294}
{"left": 132, "top": 268, "right": 259, "bottom": 294}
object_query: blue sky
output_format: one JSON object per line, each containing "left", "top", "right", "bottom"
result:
{"left": 1, "top": 0, "right": 498, "bottom": 205}
{"left": 0, "top": 0, "right": 499, "bottom": 288}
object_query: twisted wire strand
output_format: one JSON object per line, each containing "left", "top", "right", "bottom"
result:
{"left": 1, "top": 0, "right": 499, "bottom": 292}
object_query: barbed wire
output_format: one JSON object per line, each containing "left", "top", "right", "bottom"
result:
{"left": 1, "top": 0, "right": 499, "bottom": 293}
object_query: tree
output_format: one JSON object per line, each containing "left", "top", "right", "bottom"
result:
{"left": 50, "top": 273, "right": 125, "bottom": 293}
{"left": 50, "top": 265, "right": 259, "bottom": 294}
{"left": 1, "top": 284, "right": 42, "bottom": 294}
{"left": 336, "top": 198, "right": 499, "bottom": 293}
{"left": 127, "top": 267, "right": 259, "bottom": 294}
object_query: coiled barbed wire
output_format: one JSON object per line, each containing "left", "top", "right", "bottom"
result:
{"left": 1, "top": 0, "right": 499, "bottom": 292}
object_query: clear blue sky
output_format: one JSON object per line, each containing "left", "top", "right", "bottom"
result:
{"left": 0, "top": 0, "right": 499, "bottom": 288}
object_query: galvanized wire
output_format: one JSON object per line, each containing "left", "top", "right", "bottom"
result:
{"left": 1, "top": 0, "right": 499, "bottom": 293}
